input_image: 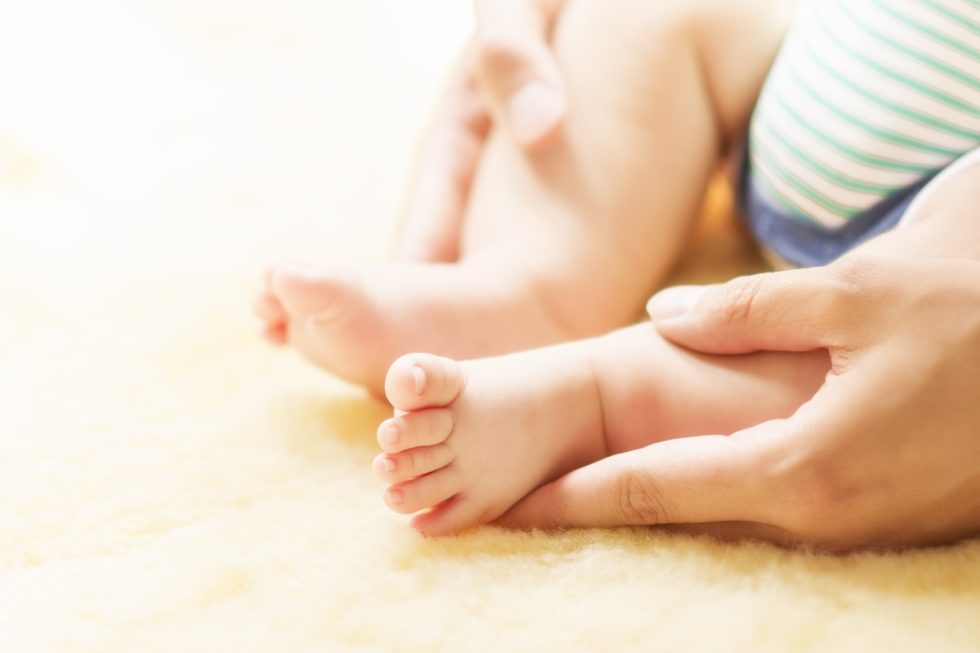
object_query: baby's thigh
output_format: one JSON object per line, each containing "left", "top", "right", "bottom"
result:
{"left": 690, "top": 0, "right": 798, "bottom": 141}
{"left": 555, "top": 0, "right": 795, "bottom": 144}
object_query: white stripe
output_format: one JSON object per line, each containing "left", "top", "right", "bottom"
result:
{"left": 773, "top": 67, "right": 955, "bottom": 167}
{"left": 825, "top": 2, "right": 980, "bottom": 110}
{"left": 750, "top": 151, "right": 850, "bottom": 227}
{"left": 821, "top": 5, "right": 980, "bottom": 136}
{"left": 748, "top": 0, "right": 980, "bottom": 226}
{"left": 752, "top": 122, "right": 883, "bottom": 209}
{"left": 907, "top": 0, "right": 980, "bottom": 52}
{"left": 869, "top": 3, "right": 980, "bottom": 82}
{"left": 794, "top": 34, "right": 977, "bottom": 152}
{"left": 762, "top": 99, "right": 921, "bottom": 187}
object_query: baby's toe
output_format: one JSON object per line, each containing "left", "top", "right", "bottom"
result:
{"left": 271, "top": 263, "right": 358, "bottom": 319}
{"left": 373, "top": 443, "right": 454, "bottom": 484}
{"left": 383, "top": 466, "right": 463, "bottom": 515}
{"left": 254, "top": 290, "right": 288, "bottom": 343}
{"left": 254, "top": 289, "right": 287, "bottom": 323}
{"left": 410, "top": 496, "right": 487, "bottom": 536}
{"left": 376, "top": 408, "right": 455, "bottom": 454}
{"left": 385, "top": 353, "right": 467, "bottom": 411}
{"left": 262, "top": 322, "right": 288, "bottom": 344}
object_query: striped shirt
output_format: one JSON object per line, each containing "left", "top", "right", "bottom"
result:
{"left": 748, "top": 0, "right": 980, "bottom": 228}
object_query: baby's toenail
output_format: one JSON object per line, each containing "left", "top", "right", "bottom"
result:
{"left": 412, "top": 365, "right": 426, "bottom": 396}
{"left": 386, "top": 488, "right": 404, "bottom": 505}
{"left": 383, "top": 424, "right": 399, "bottom": 445}
{"left": 373, "top": 456, "right": 394, "bottom": 474}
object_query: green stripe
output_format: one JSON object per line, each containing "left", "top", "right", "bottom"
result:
{"left": 843, "top": 1, "right": 980, "bottom": 93}
{"left": 748, "top": 159, "right": 821, "bottom": 226}
{"left": 799, "top": 26, "right": 980, "bottom": 142}
{"left": 754, "top": 118, "right": 895, "bottom": 195}
{"left": 766, "top": 89, "right": 935, "bottom": 174}
{"left": 750, "top": 139, "right": 862, "bottom": 218}
{"left": 784, "top": 50, "right": 962, "bottom": 157}
{"left": 875, "top": 0, "right": 980, "bottom": 63}
{"left": 920, "top": 0, "right": 980, "bottom": 37}
{"left": 814, "top": 2, "right": 980, "bottom": 119}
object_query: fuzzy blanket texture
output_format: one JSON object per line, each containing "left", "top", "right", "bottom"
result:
{"left": 2, "top": 2, "right": 979, "bottom": 651}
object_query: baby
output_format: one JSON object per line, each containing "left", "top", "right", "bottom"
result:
{"left": 255, "top": 0, "right": 980, "bottom": 535}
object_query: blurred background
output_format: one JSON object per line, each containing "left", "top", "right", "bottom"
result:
{"left": 4, "top": 6, "right": 977, "bottom": 652}
{"left": 0, "top": 1, "right": 472, "bottom": 283}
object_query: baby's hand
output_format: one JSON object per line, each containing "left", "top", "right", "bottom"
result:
{"left": 394, "top": 0, "right": 567, "bottom": 263}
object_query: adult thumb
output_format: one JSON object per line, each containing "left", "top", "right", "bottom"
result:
{"left": 498, "top": 426, "right": 785, "bottom": 530}
{"left": 646, "top": 266, "right": 846, "bottom": 355}
{"left": 473, "top": 0, "right": 567, "bottom": 147}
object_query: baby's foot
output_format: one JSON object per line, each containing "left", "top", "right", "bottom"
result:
{"left": 254, "top": 263, "right": 573, "bottom": 394}
{"left": 372, "top": 348, "right": 608, "bottom": 535}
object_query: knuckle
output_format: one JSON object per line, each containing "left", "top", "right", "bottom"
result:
{"left": 433, "top": 360, "right": 451, "bottom": 398}
{"left": 615, "top": 464, "right": 673, "bottom": 525}
{"left": 771, "top": 449, "right": 869, "bottom": 540}
{"left": 398, "top": 416, "right": 416, "bottom": 445}
{"left": 404, "top": 449, "right": 420, "bottom": 474}
{"left": 419, "top": 481, "right": 441, "bottom": 506}
{"left": 441, "top": 410, "right": 457, "bottom": 441}
{"left": 711, "top": 273, "right": 769, "bottom": 328}
{"left": 825, "top": 256, "right": 881, "bottom": 308}
{"left": 828, "top": 255, "right": 878, "bottom": 286}
{"left": 414, "top": 414, "right": 431, "bottom": 445}
{"left": 430, "top": 444, "right": 451, "bottom": 470}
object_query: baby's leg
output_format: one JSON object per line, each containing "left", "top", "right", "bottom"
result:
{"left": 256, "top": 0, "right": 795, "bottom": 393}
{"left": 374, "top": 323, "right": 827, "bottom": 535}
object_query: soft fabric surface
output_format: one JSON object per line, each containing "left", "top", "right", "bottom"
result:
{"left": 2, "top": 2, "right": 978, "bottom": 651}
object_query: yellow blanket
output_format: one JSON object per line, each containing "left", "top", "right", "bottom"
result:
{"left": 2, "top": 2, "right": 978, "bottom": 651}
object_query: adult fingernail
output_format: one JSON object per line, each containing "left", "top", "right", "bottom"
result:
{"left": 646, "top": 285, "right": 705, "bottom": 320}
{"left": 507, "top": 80, "right": 564, "bottom": 145}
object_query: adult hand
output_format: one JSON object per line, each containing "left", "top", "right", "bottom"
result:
{"left": 395, "top": 0, "right": 567, "bottom": 262}
{"left": 499, "top": 256, "right": 980, "bottom": 550}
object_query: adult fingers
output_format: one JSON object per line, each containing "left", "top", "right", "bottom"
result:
{"left": 497, "top": 401, "right": 881, "bottom": 549}
{"left": 645, "top": 257, "right": 882, "bottom": 355}
{"left": 498, "top": 424, "right": 786, "bottom": 529}
{"left": 656, "top": 521, "right": 806, "bottom": 549}
{"left": 472, "top": 0, "right": 567, "bottom": 147}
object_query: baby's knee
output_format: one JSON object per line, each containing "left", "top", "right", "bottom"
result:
{"left": 553, "top": 0, "right": 790, "bottom": 140}
{"left": 547, "top": 0, "right": 705, "bottom": 119}
{"left": 552, "top": 0, "right": 698, "bottom": 63}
